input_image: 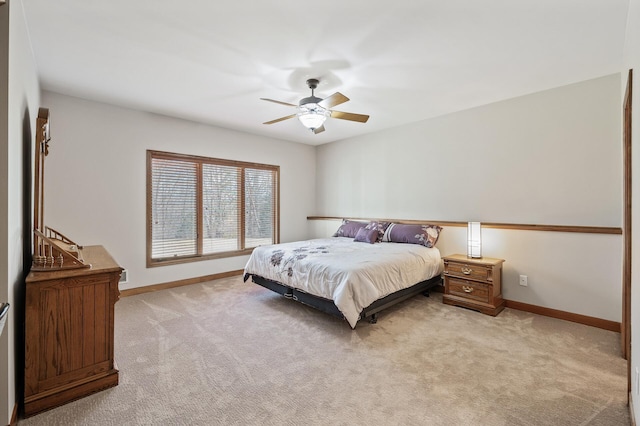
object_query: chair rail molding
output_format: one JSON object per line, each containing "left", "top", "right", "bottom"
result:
{"left": 307, "top": 216, "right": 622, "bottom": 235}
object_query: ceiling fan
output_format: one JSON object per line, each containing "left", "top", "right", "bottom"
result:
{"left": 261, "top": 78, "right": 370, "bottom": 134}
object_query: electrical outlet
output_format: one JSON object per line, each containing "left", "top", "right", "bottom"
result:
{"left": 636, "top": 367, "right": 639, "bottom": 395}
{"left": 519, "top": 275, "right": 528, "bottom": 287}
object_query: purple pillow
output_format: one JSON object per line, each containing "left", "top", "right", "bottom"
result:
{"left": 354, "top": 227, "right": 378, "bottom": 244}
{"left": 382, "top": 223, "right": 442, "bottom": 248}
{"left": 365, "top": 221, "right": 390, "bottom": 242}
{"left": 333, "top": 220, "right": 367, "bottom": 238}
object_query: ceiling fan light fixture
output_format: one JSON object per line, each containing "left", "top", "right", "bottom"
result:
{"left": 297, "top": 104, "right": 329, "bottom": 131}
{"left": 261, "top": 78, "right": 369, "bottom": 134}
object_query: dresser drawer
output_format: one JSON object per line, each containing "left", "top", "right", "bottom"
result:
{"left": 445, "top": 260, "right": 493, "bottom": 283}
{"left": 446, "top": 277, "right": 490, "bottom": 303}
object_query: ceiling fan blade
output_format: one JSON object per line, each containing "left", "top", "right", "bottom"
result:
{"left": 330, "top": 110, "right": 370, "bottom": 123}
{"left": 313, "top": 125, "right": 326, "bottom": 134}
{"left": 263, "top": 114, "right": 297, "bottom": 125}
{"left": 260, "top": 98, "right": 298, "bottom": 107}
{"left": 318, "top": 92, "right": 349, "bottom": 109}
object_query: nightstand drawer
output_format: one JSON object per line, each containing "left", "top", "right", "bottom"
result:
{"left": 447, "top": 277, "right": 490, "bottom": 303}
{"left": 444, "top": 261, "right": 494, "bottom": 283}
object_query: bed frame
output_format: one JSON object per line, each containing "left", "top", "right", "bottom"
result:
{"left": 244, "top": 273, "right": 442, "bottom": 326}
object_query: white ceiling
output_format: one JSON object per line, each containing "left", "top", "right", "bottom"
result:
{"left": 21, "top": 0, "right": 629, "bottom": 146}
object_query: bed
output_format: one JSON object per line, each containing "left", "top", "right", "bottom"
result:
{"left": 243, "top": 221, "right": 444, "bottom": 328}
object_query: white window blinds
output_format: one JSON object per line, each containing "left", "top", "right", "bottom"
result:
{"left": 148, "top": 151, "right": 279, "bottom": 266}
{"left": 202, "top": 164, "right": 240, "bottom": 254}
{"left": 245, "top": 168, "right": 275, "bottom": 249}
{"left": 151, "top": 158, "right": 197, "bottom": 259}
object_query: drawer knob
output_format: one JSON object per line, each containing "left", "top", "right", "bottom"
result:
{"left": 461, "top": 266, "right": 472, "bottom": 275}
{"left": 462, "top": 285, "right": 473, "bottom": 293}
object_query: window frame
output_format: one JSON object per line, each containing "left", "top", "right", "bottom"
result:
{"left": 146, "top": 150, "right": 280, "bottom": 267}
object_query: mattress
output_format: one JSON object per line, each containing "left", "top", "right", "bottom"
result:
{"left": 244, "top": 237, "right": 443, "bottom": 327}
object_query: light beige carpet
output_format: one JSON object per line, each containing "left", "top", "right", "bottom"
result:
{"left": 20, "top": 275, "right": 630, "bottom": 425}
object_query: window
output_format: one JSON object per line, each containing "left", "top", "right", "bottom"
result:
{"left": 147, "top": 150, "right": 279, "bottom": 266}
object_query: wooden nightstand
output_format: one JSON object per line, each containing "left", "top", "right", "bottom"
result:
{"left": 442, "top": 254, "right": 505, "bottom": 316}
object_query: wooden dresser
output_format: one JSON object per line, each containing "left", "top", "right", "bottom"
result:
{"left": 442, "top": 254, "right": 505, "bottom": 316}
{"left": 24, "top": 245, "right": 122, "bottom": 417}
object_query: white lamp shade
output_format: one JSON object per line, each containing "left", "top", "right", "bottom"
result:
{"left": 298, "top": 112, "right": 327, "bottom": 129}
{"left": 467, "top": 222, "right": 482, "bottom": 258}
{"left": 297, "top": 103, "right": 329, "bottom": 130}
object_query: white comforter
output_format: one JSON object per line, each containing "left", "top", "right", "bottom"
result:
{"left": 244, "top": 237, "right": 443, "bottom": 328}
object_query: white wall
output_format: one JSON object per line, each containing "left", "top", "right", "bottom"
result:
{"left": 313, "top": 75, "right": 623, "bottom": 322}
{"left": 623, "top": 0, "right": 640, "bottom": 418}
{"left": 1, "top": 0, "right": 40, "bottom": 423}
{"left": 40, "top": 91, "right": 316, "bottom": 290}
{"left": 317, "top": 74, "right": 621, "bottom": 226}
